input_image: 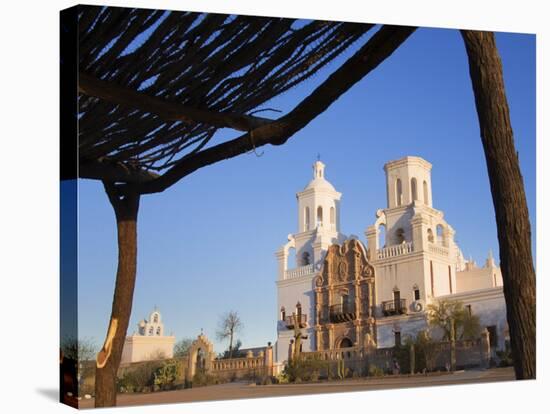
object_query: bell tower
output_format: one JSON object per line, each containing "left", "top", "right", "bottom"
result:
{"left": 275, "top": 159, "right": 346, "bottom": 364}
{"left": 294, "top": 160, "right": 343, "bottom": 269}
{"left": 385, "top": 156, "right": 433, "bottom": 209}
{"left": 365, "top": 156, "right": 460, "bottom": 323}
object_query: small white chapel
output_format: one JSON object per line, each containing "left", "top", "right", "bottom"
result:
{"left": 121, "top": 307, "right": 175, "bottom": 364}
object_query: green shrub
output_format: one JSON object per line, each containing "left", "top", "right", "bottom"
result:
{"left": 275, "top": 372, "right": 289, "bottom": 384}
{"left": 154, "top": 359, "right": 183, "bottom": 391}
{"left": 117, "top": 361, "right": 162, "bottom": 393}
{"left": 192, "top": 368, "right": 220, "bottom": 387}
{"left": 283, "top": 355, "right": 325, "bottom": 382}
{"left": 392, "top": 344, "right": 410, "bottom": 374}
{"left": 368, "top": 364, "right": 384, "bottom": 377}
{"left": 414, "top": 331, "right": 438, "bottom": 372}
{"left": 496, "top": 340, "right": 513, "bottom": 367}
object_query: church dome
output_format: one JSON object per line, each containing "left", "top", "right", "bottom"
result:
{"left": 304, "top": 160, "right": 336, "bottom": 192}
{"left": 304, "top": 176, "right": 336, "bottom": 192}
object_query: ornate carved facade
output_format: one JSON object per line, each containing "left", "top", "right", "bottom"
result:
{"left": 314, "top": 238, "right": 376, "bottom": 350}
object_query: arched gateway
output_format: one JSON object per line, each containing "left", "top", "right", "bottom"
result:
{"left": 314, "top": 238, "right": 376, "bottom": 350}
{"left": 186, "top": 333, "right": 215, "bottom": 381}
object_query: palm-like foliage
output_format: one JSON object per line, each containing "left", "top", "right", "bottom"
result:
{"left": 426, "top": 299, "right": 481, "bottom": 341}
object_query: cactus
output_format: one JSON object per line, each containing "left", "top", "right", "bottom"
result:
{"left": 291, "top": 312, "right": 308, "bottom": 361}
{"left": 337, "top": 358, "right": 345, "bottom": 379}
{"left": 449, "top": 317, "right": 457, "bottom": 371}
{"left": 409, "top": 343, "right": 415, "bottom": 374}
{"left": 153, "top": 360, "right": 181, "bottom": 390}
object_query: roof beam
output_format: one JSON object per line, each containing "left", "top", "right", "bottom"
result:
{"left": 79, "top": 160, "right": 160, "bottom": 183}
{"left": 134, "top": 25, "right": 417, "bottom": 195}
{"left": 78, "top": 72, "right": 273, "bottom": 131}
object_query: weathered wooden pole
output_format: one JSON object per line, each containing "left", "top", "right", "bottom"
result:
{"left": 461, "top": 30, "right": 536, "bottom": 379}
{"left": 94, "top": 184, "right": 141, "bottom": 407}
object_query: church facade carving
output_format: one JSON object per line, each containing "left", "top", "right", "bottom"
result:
{"left": 314, "top": 239, "right": 376, "bottom": 350}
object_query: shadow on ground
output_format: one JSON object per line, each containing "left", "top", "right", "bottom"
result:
{"left": 36, "top": 388, "right": 58, "bottom": 402}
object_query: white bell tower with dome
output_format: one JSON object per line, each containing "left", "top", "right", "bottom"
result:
{"left": 364, "top": 156, "right": 462, "bottom": 346}
{"left": 274, "top": 159, "right": 346, "bottom": 365}
{"left": 293, "top": 160, "right": 344, "bottom": 270}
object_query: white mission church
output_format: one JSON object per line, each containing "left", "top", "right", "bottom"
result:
{"left": 274, "top": 156, "right": 507, "bottom": 368}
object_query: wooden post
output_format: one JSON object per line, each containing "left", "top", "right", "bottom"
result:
{"left": 94, "top": 184, "right": 140, "bottom": 407}
{"left": 461, "top": 30, "right": 536, "bottom": 379}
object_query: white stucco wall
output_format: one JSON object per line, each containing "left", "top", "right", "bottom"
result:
{"left": 374, "top": 254, "right": 426, "bottom": 312}
{"left": 439, "top": 287, "right": 508, "bottom": 349}
{"left": 275, "top": 273, "right": 316, "bottom": 363}
{"left": 376, "top": 314, "right": 429, "bottom": 348}
{"left": 120, "top": 335, "right": 176, "bottom": 364}
{"left": 456, "top": 266, "right": 503, "bottom": 292}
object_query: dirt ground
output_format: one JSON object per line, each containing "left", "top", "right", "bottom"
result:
{"left": 79, "top": 367, "right": 515, "bottom": 409}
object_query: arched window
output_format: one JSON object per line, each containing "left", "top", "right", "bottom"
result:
{"left": 423, "top": 180, "right": 429, "bottom": 204}
{"left": 379, "top": 223, "right": 386, "bottom": 248}
{"left": 330, "top": 206, "right": 335, "bottom": 227}
{"left": 413, "top": 284, "right": 420, "bottom": 301}
{"left": 301, "top": 251, "right": 310, "bottom": 266}
{"left": 411, "top": 177, "right": 418, "bottom": 202}
{"left": 340, "top": 293, "right": 349, "bottom": 310}
{"left": 304, "top": 207, "right": 310, "bottom": 231}
{"left": 396, "top": 179, "right": 403, "bottom": 206}
{"left": 317, "top": 206, "right": 323, "bottom": 227}
{"left": 287, "top": 246, "right": 296, "bottom": 269}
{"left": 156, "top": 327, "right": 161, "bottom": 336}
{"left": 395, "top": 228, "right": 405, "bottom": 244}
{"left": 148, "top": 327, "right": 154, "bottom": 336}
{"left": 427, "top": 228, "right": 434, "bottom": 243}
{"left": 296, "top": 302, "right": 302, "bottom": 317}
{"left": 280, "top": 307, "right": 286, "bottom": 321}
{"left": 436, "top": 224, "right": 445, "bottom": 245}
{"left": 153, "top": 313, "right": 159, "bottom": 323}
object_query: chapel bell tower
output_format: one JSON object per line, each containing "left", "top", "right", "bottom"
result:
{"left": 294, "top": 160, "right": 343, "bottom": 269}
{"left": 385, "top": 156, "right": 433, "bottom": 209}
{"left": 276, "top": 160, "right": 345, "bottom": 280}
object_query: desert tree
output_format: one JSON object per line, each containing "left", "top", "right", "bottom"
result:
{"left": 173, "top": 338, "right": 194, "bottom": 358}
{"left": 60, "top": 337, "right": 97, "bottom": 399}
{"left": 216, "top": 311, "right": 243, "bottom": 359}
{"left": 426, "top": 299, "right": 481, "bottom": 341}
{"left": 218, "top": 339, "right": 243, "bottom": 359}
{"left": 61, "top": 336, "right": 97, "bottom": 362}
{"left": 426, "top": 299, "right": 482, "bottom": 371}
{"left": 461, "top": 30, "right": 536, "bottom": 379}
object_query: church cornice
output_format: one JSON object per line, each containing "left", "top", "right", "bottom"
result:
{"left": 384, "top": 156, "right": 432, "bottom": 172}
{"left": 296, "top": 187, "right": 342, "bottom": 199}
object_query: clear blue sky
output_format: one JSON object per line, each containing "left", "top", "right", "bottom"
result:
{"left": 74, "top": 24, "right": 535, "bottom": 354}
